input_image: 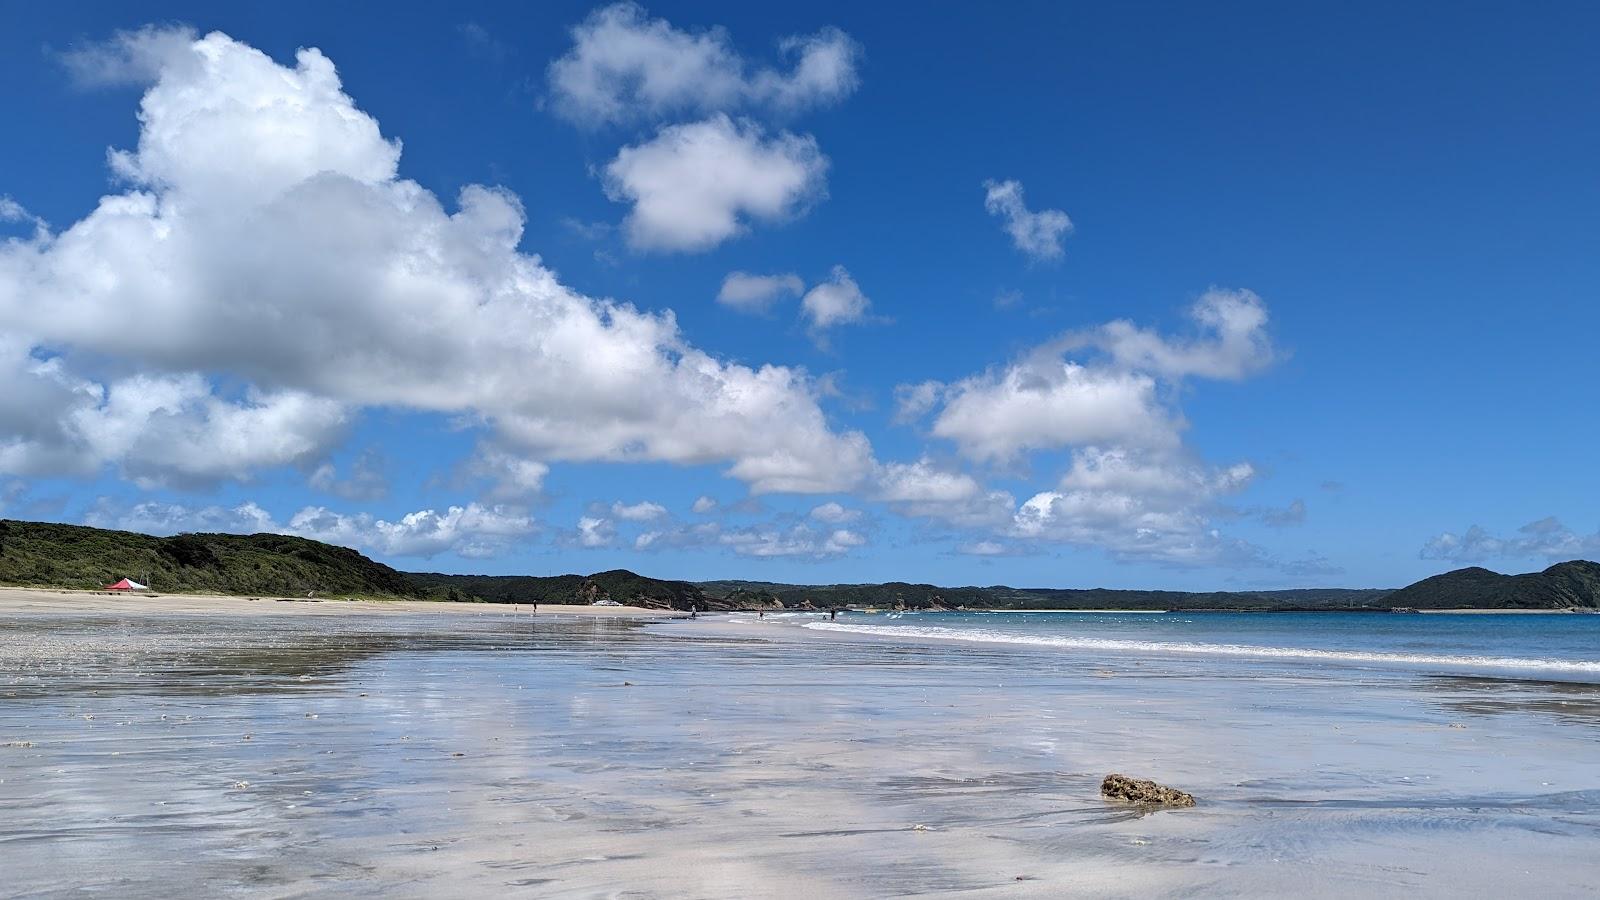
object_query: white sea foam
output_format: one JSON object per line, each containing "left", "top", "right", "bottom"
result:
{"left": 801, "top": 622, "right": 1600, "bottom": 674}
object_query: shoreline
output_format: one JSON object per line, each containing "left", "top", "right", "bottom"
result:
{"left": 1414, "top": 607, "right": 1592, "bottom": 614}
{"left": 2, "top": 585, "right": 1591, "bottom": 618}
{"left": 970, "top": 608, "right": 1169, "bottom": 614}
{"left": 0, "top": 586, "right": 687, "bottom": 618}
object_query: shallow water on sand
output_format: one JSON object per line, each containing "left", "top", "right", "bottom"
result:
{"left": 2, "top": 610, "right": 1598, "bottom": 898}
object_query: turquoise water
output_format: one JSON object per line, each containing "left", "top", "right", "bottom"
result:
{"left": 786, "top": 610, "right": 1600, "bottom": 680}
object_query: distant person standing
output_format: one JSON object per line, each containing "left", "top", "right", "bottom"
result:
{"left": 830, "top": 607, "right": 838, "bottom": 620}
{"left": 690, "top": 604, "right": 698, "bottom": 619}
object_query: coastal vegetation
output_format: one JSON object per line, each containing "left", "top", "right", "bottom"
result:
{"left": 696, "top": 580, "right": 1397, "bottom": 611}
{"left": 3, "top": 519, "right": 1598, "bottom": 611}
{"left": 0, "top": 520, "right": 424, "bottom": 599}
{"left": 407, "top": 570, "right": 712, "bottom": 609}
{"left": 1379, "top": 561, "right": 1600, "bottom": 610}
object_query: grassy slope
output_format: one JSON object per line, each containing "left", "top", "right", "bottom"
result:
{"left": 1380, "top": 561, "right": 1600, "bottom": 609}
{"left": 406, "top": 570, "right": 713, "bottom": 609}
{"left": 0, "top": 520, "right": 425, "bottom": 599}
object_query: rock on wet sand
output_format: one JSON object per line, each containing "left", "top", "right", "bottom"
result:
{"left": 1100, "top": 773, "right": 1196, "bottom": 807}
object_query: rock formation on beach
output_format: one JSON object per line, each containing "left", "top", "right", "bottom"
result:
{"left": 1100, "top": 774, "right": 1196, "bottom": 807}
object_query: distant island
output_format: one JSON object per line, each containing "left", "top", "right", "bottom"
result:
{"left": 2, "top": 519, "right": 1598, "bottom": 612}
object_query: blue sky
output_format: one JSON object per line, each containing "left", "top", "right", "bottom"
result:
{"left": 1, "top": 1, "right": 1597, "bottom": 589}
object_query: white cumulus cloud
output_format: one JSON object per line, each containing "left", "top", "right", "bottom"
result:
{"left": 933, "top": 362, "right": 1174, "bottom": 463}
{"left": 929, "top": 290, "right": 1276, "bottom": 463}
{"left": 603, "top": 115, "right": 827, "bottom": 252}
{"left": 717, "top": 271, "right": 804, "bottom": 314}
{"left": 86, "top": 498, "right": 535, "bottom": 559}
{"left": 1009, "top": 448, "right": 1258, "bottom": 566}
{"left": 800, "top": 265, "right": 871, "bottom": 338}
{"left": 547, "top": 3, "right": 860, "bottom": 125}
{"left": 575, "top": 515, "right": 617, "bottom": 548}
{"left": 809, "top": 501, "right": 860, "bottom": 523}
{"left": 1072, "top": 287, "right": 1276, "bottom": 380}
{"left": 718, "top": 523, "right": 866, "bottom": 558}
{"left": 1421, "top": 517, "right": 1600, "bottom": 564}
{"left": 984, "top": 179, "right": 1072, "bottom": 261}
{"left": 57, "top": 24, "right": 200, "bottom": 87}
{"left": 612, "top": 499, "right": 668, "bottom": 521}
{"left": 0, "top": 30, "right": 873, "bottom": 497}
{"left": 909, "top": 293, "right": 1280, "bottom": 566}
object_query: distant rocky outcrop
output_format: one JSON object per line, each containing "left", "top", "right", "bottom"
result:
{"left": 1100, "top": 774, "right": 1196, "bottom": 807}
{"left": 1380, "top": 560, "right": 1600, "bottom": 610}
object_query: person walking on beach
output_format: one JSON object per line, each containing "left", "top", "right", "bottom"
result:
{"left": 690, "top": 604, "right": 697, "bottom": 619}
{"left": 830, "top": 607, "right": 838, "bottom": 620}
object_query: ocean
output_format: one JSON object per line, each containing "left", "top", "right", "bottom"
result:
{"left": 790, "top": 609, "right": 1600, "bottom": 680}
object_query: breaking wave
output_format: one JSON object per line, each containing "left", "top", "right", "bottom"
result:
{"left": 801, "top": 622, "right": 1600, "bottom": 675}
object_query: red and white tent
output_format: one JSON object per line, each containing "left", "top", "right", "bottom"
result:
{"left": 104, "top": 578, "right": 149, "bottom": 591}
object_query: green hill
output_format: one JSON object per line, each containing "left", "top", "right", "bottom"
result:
{"left": 1380, "top": 560, "right": 1600, "bottom": 610}
{"left": 0, "top": 519, "right": 425, "bottom": 599}
{"left": 407, "top": 570, "right": 715, "bottom": 610}
{"left": 699, "top": 564, "right": 1600, "bottom": 612}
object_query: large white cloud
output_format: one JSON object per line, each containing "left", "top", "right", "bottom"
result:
{"left": 1010, "top": 448, "right": 1260, "bottom": 566}
{"left": 603, "top": 115, "right": 827, "bottom": 251}
{"left": 547, "top": 3, "right": 860, "bottom": 125}
{"left": 908, "top": 292, "right": 1280, "bottom": 565}
{"left": 0, "top": 29, "right": 872, "bottom": 496}
{"left": 871, "top": 458, "right": 1016, "bottom": 529}
{"left": 287, "top": 503, "right": 536, "bottom": 559}
{"left": 932, "top": 362, "right": 1176, "bottom": 463}
{"left": 1072, "top": 288, "right": 1276, "bottom": 380}
{"left": 927, "top": 290, "right": 1275, "bottom": 463}
{"left": 0, "top": 336, "right": 347, "bottom": 487}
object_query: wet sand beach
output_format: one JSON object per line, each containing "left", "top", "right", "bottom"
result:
{"left": 2, "top": 597, "right": 1598, "bottom": 898}
{"left": 0, "top": 586, "right": 686, "bottom": 618}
